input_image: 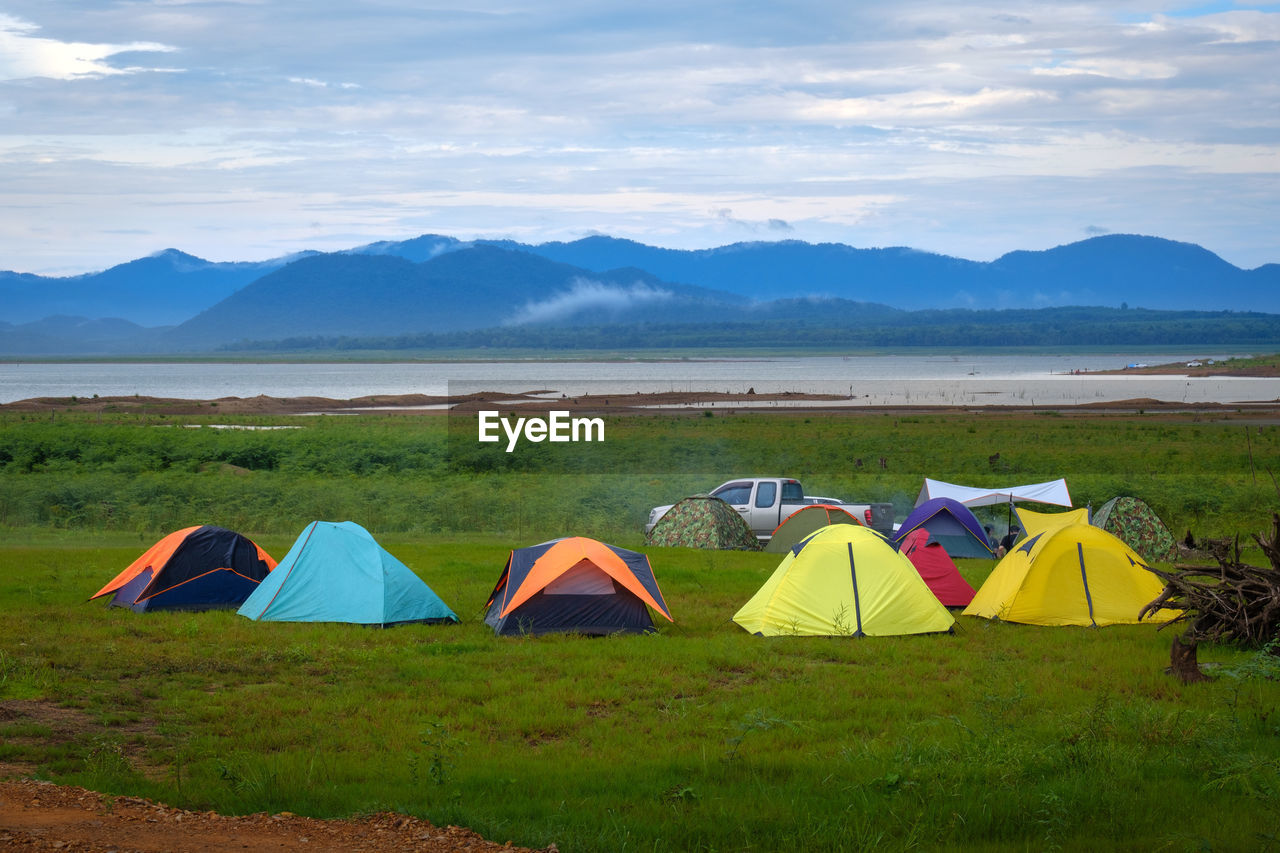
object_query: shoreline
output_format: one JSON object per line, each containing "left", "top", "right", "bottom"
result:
{"left": 5, "top": 390, "right": 1280, "bottom": 417}
{"left": 1, "top": 347, "right": 1263, "bottom": 367}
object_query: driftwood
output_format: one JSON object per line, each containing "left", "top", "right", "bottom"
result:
{"left": 1141, "top": 513, "right": 1280, "bottom": 682}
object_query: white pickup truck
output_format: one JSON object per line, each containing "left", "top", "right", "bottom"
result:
{"left": 644, "top": 478, "right": 895, "bottom": 541}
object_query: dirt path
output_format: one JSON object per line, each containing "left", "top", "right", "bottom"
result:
{"left": 0, "top": 779, "right": 550, "bottom": 852}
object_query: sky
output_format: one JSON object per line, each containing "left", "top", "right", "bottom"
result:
{"left": 1, "top": 1, "right": 1277, "bottom": 275}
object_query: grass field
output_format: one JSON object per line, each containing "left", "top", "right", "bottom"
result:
{"left": 2, "top": 408, "right": 1280, "bottom": 851}
{"left": 3, "top": 406, "right": 1279, "bottom": 540}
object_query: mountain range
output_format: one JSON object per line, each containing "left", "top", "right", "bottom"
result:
{"left": 1, "top": 233, "right": 1277, "bottom": 354}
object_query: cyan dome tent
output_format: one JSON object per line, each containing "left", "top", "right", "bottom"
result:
{"left": 1092, "top": 496, "right": 1179, "bottom": 564}
{"left": 733, "top": 524, "right": 954, "bottom": 637}
{"left": 485, "top": 537, "right": 673, "bottom": 636}
{"left": 763, "top": 504, "right": 863, "bottom": 554}
{"left": 963, "top": 522, "right": 1172, "bottom": 627}
{"left": 645, "top": 495, "right": 760, "bottom": 551}
{"left": 893, "top": 497, "right": 994, "bottom": 559}
{"left": 237, "top": 521, "right": 457, "bottom": 626}
{"left": 91, "top": 525, "right": 276, "bottom": 612}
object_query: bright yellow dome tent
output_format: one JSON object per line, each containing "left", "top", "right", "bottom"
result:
{"left": 1015, "top": 506, "right": 1090, "bottom": 536}
{"left": 733, "top": 525, "right": 955, "bottom": 637}
{"left": 963, "top": 521, "right": 1171, "bottom": 627}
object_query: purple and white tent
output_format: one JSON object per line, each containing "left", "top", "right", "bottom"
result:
{"left": 893, "top": 497, "right": 995, "bottom": 559}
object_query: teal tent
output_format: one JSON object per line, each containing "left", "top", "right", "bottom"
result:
{"left": 237, "top": 521, "right": 457, "bottom": 626}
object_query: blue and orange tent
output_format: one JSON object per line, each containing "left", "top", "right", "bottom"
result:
{"left": 485, "top": 537, "right": 673, "bottom": 636}
{"left": 91, "top": 525, "right": 276, "bottom": 612}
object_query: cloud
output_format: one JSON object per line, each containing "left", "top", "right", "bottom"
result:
{"left": 505, "top": 278, "right": 675, "bottom": 325}
{"left": 288, "top": 76, "right": 360, "bottom": 89}
{"left": 1031, "top": 59, "right": 1178, "bottom": 81}
{"left": 787, "top": 87, "right": 1058, "bottom": 123}
{"left": 1136, "top": 9, "right": 1280, "bottom": 43}
{"left": 0, "top": 14, "right": 177, "bottom": 82}
{"left": 0, "top": 2, "right": 1278, "bottom": 273}
{"left": 714, "top": 209, "right": 796, "bottom": 233}
{"left": 1084, "top": 225, "right": 1110, "bottom": 236}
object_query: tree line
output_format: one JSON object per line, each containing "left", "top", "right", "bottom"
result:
{"left": 219, "top": 306, "right": 1280, "bottom": 352}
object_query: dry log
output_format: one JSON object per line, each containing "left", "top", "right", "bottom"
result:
{"left": 1143, "top": 512, "right": 1280, "bottom": 653}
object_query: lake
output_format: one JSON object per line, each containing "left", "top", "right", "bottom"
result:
{"left": 1, "top": 354, "right": 1277, "bottom": 407}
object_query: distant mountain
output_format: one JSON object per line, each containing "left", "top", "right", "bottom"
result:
{"left": 0, "top": 315, "right": 164, "bottom": 355}
{"left": 983, "top": 235, "right": 1265, "bottom": 310}
{"left": 487, "top": 234, "right": 1280, "bottom": 312}
{"left": 0, "top": 249, "right": 306, "bottom": 326}
{"left": 491, "top": 236, "right": 987, "bottom": 305}
{"left": 159, "top": 246, "right": 748, "bottom": 350}
{"left": 347, "top": 234, "right": 468, "bottom": 263}
{"left": 3, "top": 233, "right": 1277, "bottom": 343}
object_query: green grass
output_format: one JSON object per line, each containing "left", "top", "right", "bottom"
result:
{"left": 2, "top": 538, "right": 1279, "bottom": 852}
{"left": 3, "top": 407, "right": 1280, "bottom": 543}
{"left": 2, "top": 408, "right": 1280, "bottom": 849}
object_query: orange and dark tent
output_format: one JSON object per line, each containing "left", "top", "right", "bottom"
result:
{"left": 91, "top": 525, "right": 276, "bottom": 612}
{"left": 764, "top": 504, "right": 863, "bottom": 554}
{"left": 484, "top": 537, "right": 673, "bottom": 636}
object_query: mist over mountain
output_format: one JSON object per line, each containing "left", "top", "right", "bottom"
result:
{"left": 498, "top": 236, "right": 988, "bottom": 305}
{"left": 494, "top": 233, "right": 1279, "bottom": 312}
{"left": 158, "top": 246, "right": 744, "bottom": 350}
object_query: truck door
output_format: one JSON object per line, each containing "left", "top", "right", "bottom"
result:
{"left": 710, "top": 481, "right": 754, "bottom": 525}
{"left": 750, "top": 480, "right": 780, "bottom": 533}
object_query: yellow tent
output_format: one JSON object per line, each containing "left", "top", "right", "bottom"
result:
{"left": 1015, "top": 506, "right": 1090, "bottom": 536}
{"left": 733, "top": 525, "right": 955, "bottom": 637}
{"left": 963, "top": 522, "right": 1171, "bottom": 627}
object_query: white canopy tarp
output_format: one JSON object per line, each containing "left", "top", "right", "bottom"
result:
{"left": 915, "top": 477, "right": 1072, "bottom": 509}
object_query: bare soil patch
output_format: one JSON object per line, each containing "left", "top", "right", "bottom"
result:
{"left": 0, "top": 779, "right": 550, "bottom": 852}
{"left": 0, "top": 700, "right": 161, "bottom": 783}
{"left": 0, "top": 701, "right": 548, "bottom": 852}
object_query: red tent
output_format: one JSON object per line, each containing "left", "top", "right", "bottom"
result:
{"left": 899, "top": 529, "right": 976, "bottom": 607}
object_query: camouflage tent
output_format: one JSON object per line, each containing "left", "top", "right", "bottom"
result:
{"left": 1091, "top": 496, "right": 1179, "bottom": 564}
{"left": 645, "top": 495, "right": 760, "bottom": 551}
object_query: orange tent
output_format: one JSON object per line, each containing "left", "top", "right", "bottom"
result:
{"left": 91, "top": 525, "right": 276, "bottom": 612}
{"left": 764, "top": 504, "right": 863, "bottom": 553}
{"left": 484, "top": 537, "right": 672, "bottom": 635}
